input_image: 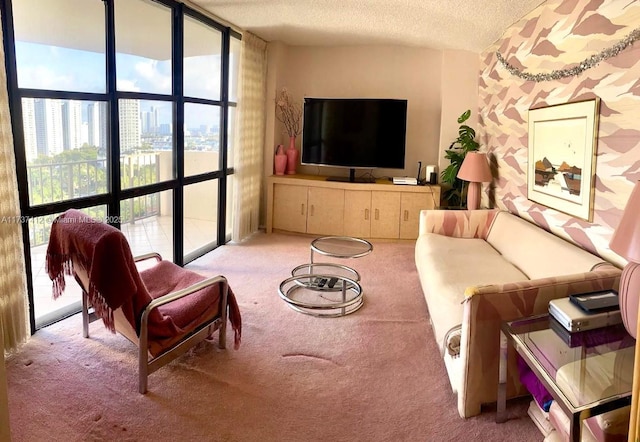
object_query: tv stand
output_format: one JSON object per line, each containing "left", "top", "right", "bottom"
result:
{"left": 326, "top": 168, "right": 374, "bottom": 183}
{"left": 266, "top": 174, "right": 441, "bottom": 239}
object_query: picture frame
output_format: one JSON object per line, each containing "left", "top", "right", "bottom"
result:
{"left": 527, "top": 98, "right": 600, "bottom": 221}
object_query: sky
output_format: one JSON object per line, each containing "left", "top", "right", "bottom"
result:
{"left": 15, "top": 41, "right": 235, "bottom": 127}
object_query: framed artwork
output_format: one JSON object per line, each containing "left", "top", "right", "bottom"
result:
{"left": 527, "top": 98, "right": 600, "bottom": 221}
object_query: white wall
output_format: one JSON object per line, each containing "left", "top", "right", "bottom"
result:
{"left": 438, "top": 49, "right": 480, "bottom": 174}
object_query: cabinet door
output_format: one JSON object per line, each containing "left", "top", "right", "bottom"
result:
{"left": 273, "top": 184, "right": 307, "bottom": 233}
{"left": 371, "top": 191, "right": 400, "bottom": 238}
{"left": 307, "top": 187, "right": 345, "bottom": 235}
{"left": 344, "top": 190, "right": 371, "bottom": 238}
{"left": 400, "top": 193, "right": 430, "bottom": 239}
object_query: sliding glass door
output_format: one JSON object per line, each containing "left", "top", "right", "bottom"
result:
{"left": 1, "top": 0, "right": 240, "bottom": 330}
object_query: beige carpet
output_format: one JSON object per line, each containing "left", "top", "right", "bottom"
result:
{"left": 6, "top": 232, "right": 540, "bottom": 441}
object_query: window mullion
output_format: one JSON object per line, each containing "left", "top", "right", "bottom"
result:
{"left": 173, "top": 2, "right": 184, "bottom": 266}
{"left": 218, "top": 29, "right": 230, "bottom": 244}
{"left": 105, "top": 0, "right": 121, "bottom": 228}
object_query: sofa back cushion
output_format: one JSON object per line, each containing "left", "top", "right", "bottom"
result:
{"left": 486, "top": 212, "right": 607, "bottom": 280}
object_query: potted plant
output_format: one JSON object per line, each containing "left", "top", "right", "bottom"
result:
{"left": 440, "top": 109, "right": 480, "bottom": 208}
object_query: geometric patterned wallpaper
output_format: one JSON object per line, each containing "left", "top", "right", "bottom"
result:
{"left": 479, "top": 0, "right": 640, "bottom": 266}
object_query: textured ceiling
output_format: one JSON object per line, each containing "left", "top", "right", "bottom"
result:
{"left": 189, "top": 0, "right": 545, "bottom": 52}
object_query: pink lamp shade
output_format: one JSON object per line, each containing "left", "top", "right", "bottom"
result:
{"left": 610, "top": 181, "right": 640, "bottom": 263}
{"left": 457, "top": 152, "right": 492, "bottom": 183}
{"left": 457, "top": 152, "right": 492, "bottom": 210}
{"left": 609, "top": 180, "right": 640, "bottom": 338}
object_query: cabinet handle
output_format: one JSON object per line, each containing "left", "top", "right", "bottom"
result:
{"left": 310, "top": 205, "right": 315, "bottom": 216}
{"left": 404, "top": 210, "right": 409, "bottom": 221}
{"left": 301, "top": 204, "right": 304, "bottom": 215}
{"left": 375, "top": 208, "right": 379, "bottom": 220}
{"left": 365, "top": 208, "right": 369, "bottom": 220}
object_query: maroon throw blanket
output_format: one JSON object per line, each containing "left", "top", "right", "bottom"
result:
{"left": 46, "top": 209, "right": 241, "bottom": 354}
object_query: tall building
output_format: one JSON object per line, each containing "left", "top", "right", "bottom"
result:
{"left": 21, "top": 98, "right": 37, "bottom": 162}
{"left": 159, "top": 123, "right": 172, "bottom": 135}
{"left": 87, "top": 102, "right": 107, "bottom": 149}
{"left": 61, "top": 100, "right": 83, "bottom": 151}
{"left": 34, "top": 98, "right": 63, "bottom": 157}
{"left": 141, "top": 106, "right": 159, "bottom": 134}
{"left": 119, "top": 99, "right": 141, "bottom": 151}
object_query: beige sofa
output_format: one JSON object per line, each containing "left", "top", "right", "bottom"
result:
{"left": 415, "top": 209, "right": 621, "bottom": 418}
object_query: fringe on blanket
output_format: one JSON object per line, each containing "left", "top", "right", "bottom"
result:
{"left": 46, "top": 251, "right": 116, "bottom": 333}
{"left": 227, "top": 290, "right": 242, "bottom": 350}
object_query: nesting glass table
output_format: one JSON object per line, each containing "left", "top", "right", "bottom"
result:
{"left": 279, "top": 236, "right": 373, "bottom": 317}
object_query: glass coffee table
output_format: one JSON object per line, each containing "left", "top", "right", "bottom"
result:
{"left": 278, "top": 237, "right": 372, "bottom": 317}
{"left": 496, "top": 314, "right": 634, "bottom": 441}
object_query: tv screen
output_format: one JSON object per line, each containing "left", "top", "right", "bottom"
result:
{"left": 301, "top": 98, "right": 407, "bottom": 173}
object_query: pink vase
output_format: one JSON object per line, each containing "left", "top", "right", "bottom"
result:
{"left": 274, "top": 144, "right": 287, "bottom": 175}
{"left": 286, "top": 136, "right": 298, "bottom": 175}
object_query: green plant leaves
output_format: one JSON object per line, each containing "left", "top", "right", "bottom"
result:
{"left": 457, "top": 109, "right": 471, "bottom": 124}
{"left": 440, "top": 109, "right": 479, "bottom": 208}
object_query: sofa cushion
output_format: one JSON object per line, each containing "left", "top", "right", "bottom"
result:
{"left": 415, "top": 233, "right": 528, "bottom": 351}
{"left": 486, "top": 212, "right": 606, "bottom": 280}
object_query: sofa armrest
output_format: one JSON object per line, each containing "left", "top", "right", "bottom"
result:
{"left": 419, "top": 209, "right": 499, "bottom": 239}
{"left": 456, "top": 264, "right": 621, "bottom": 418}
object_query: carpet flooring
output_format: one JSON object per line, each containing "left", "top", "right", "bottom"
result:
{"left": 5, "top": 232, "right": 541, "bottom": 441}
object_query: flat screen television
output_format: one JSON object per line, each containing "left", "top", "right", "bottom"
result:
{"left": 301, "top": 98, "right": 407, "bottom": 183}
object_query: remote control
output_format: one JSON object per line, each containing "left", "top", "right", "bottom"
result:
{"left": 327, "top": 277, "right": 338, "bottom": 288}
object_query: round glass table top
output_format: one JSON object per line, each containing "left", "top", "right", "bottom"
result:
{"left": 310, "top": 236, "right": 373, "bottom": 259}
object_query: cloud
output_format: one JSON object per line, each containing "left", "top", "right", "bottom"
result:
{"left": 116, "top": 79, "right": 141, "bottom": 92}
{"left": 133, "top": 60, "right": 171, "bottom": 94}
{"left": 18, "top": 65, "right": 75, "bottom": 91}
{"left": 183, "top": 55, "right": 221, "bottom": 99}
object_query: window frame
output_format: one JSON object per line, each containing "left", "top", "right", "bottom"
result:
{"left": 0, "top": 0, "right": 241, "bottom": 332}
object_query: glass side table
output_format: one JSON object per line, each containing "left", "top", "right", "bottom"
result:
{"left": 496, "top": 314, "right": 635, "bottom": 442}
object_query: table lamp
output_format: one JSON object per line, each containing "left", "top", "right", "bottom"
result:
{"left": 457, "top": 152, "right": 492, "bottom": 210}
{"left": 609, "top": 180, "right": 640, "bottom": 338}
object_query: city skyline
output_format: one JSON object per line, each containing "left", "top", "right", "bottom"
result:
{"left": 21, "top": 96, "right": 222, "bottom": 162}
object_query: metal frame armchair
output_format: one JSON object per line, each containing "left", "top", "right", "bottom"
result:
{"left": 46, "top": 209, "right": 241, "bottom": 393}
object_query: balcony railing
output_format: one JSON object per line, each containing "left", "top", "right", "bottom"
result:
{"left": 27, "top": 153, "right": 161, "bottom": 247}
{"left": 28, "top": 158, "right": 108, "bottom": 203}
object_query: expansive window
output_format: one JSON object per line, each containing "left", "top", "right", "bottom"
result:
{"left": 1, "top": 0, "right": 240, "bottom": 330}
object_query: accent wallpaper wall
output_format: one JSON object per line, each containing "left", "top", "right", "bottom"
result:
{"left": 479, "top": 0, "right": 640, "bottom": 266}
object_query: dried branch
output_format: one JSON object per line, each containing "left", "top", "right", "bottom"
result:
{"left": 275, "top": 88, "right": 302, "bottom": 137}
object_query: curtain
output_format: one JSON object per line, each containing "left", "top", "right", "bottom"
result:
{"left": 0, "top": 11, "right": 29, "bottom": 352}
{"left": 232, "top": 32, "right": 267, "bottom": 242}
